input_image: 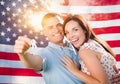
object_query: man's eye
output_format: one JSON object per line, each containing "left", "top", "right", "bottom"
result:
{"left": 65, "top": 32, "right": 68, "bottom": 35}
{"left": 48, "top": 26, "right": 53, "bottom": 30}
{"left": 57, "top": 23, "right": 63, "bottom": 27}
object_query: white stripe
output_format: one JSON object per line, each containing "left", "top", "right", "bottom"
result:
{"left": 49, "top": 5, "right": 120, "bottom": 14}
{"left": 0, "top": 44, "right": 14, "bottom": 52}
{"left": 88, "top": 19, "right": 120, "bottom": 28}
{"left": 116, "top": 62, "right": 120, "bottom": 69}
{"left": 0, "top": 60, "right": 25, "bottom": 68}
{"left": 98, "top": 33, "right": 120, "bottom": 41}
{"left": 0, "top": 76, "right": 45, "bottom": 84}
{"left": 112, "top": 47, "right": 120, "bottom": 55}
{"left": 1, "top": 41, "right": 120, "bottom": 55}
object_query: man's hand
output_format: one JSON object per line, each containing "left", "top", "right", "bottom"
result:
{"left": 111, "top": 65, "right": 120, "bottom": 84}
{"left": 14, "top": 36, "right": 32, "bottom": 54}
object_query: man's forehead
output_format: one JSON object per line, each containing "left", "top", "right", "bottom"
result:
{"left": 44, "top": 17, "right": 62, "bottom": 26}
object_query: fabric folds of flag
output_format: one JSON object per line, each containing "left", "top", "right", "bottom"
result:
{"left": 0, "top": 0, "right": 120, "bottom": 83}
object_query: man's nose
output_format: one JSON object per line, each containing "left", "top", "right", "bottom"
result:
{"left": 53, "top": 26, "right": 59, "bottom": 32}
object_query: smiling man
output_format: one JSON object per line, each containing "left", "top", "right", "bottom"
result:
{"left": 14, "top": 13, "right": 84, "bottom": 84}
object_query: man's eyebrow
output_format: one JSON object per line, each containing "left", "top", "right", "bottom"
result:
{"left": 57, "top": 23, "right": 63, "bottom": 26}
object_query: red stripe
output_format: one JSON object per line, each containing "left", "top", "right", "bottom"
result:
{"left": 62, "top": 13, "right": 120, "bottom": 21}
{"left": 83, "top": 13, "right": 120, "bottom": 21}
{"left": 0, "top": 67, "right": 42, "bottom": 77}
{"left": 93, "top": 26, "right": 120, "bottom": 34}
{"left": 0, "top": 52, "right": 19, "bottom": 61}
{"left": 63, "top": 0, "right": 120, "bottom": 6}
{"left": 107, "top": 40, "right": 120, "bottom": 48}
{"left": 116, "top": 54, "right": 120, "bottom": 61}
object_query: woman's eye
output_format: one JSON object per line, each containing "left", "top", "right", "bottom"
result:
{"left": 74, "top": 28, "right": 78, "bottom": 31}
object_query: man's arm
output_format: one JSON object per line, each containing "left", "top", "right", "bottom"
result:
{"left": 14, "top": 36, "right": 43, "bottom": 71}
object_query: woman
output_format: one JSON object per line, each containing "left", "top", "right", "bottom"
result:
{"left": 61, "top": 15, "right": 117, "bottom": 84}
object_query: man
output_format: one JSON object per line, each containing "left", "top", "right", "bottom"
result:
{"left": 14, "top": 13, "right": 120, "bottom": 84}
{"left": 14, "top": 13, "right": 84, "bottom": 84}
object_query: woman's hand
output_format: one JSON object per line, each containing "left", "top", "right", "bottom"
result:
{"left": 61, "top": 56, "right": 79, "bottom": 74}
{"left": 111, "top": 65, "right": 120, "bottom": 84}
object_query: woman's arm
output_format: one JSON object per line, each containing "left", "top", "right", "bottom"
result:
{"left": 61, "top": 48, "right": 109, "bottom": 84}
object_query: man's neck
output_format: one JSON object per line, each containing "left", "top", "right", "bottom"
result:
{"left": 53, "top": 41, "right": 66, "bottom": 47}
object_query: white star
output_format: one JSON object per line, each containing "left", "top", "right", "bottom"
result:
{"left": 6, "top": 37, "right": 11, "bottom": 42}
{"left": 1, "top": 21, "right": 6, "bottom": 26}
{"left": 17, "top": 8, "right": 22, "bottom": 13}
{"left": 35, "top": 5, "right": 39, "bottom": 9}
{"left": 23, "top": 25, "right": 27, "bottom": 28}
{"left": 1, "top": 32, "right": 5, "bottom": 36}
{"left": 40, "top": 32, "right": 43, "bottom": 35}
{"left": 18, "top": 29, "right": 22, "bottom": 33}
{"left": 0, "top": 0, "right": 5, "bottom": 5}
{"left": 12, "top": 2, "right": 16, "bottom": 7}
{"left": 23, "top": 15, "right": 27, "bottom": 18}
{"left": 12, "top": 13, "right": 16, "bottom": 17}
{"left": 18, "top": 0, "right": 22, "bottom": 2}
{"left": 1, "top": 11, "right": 6, "bottom": 16}
{"left": 13, "top": 33, "right": 17, "bottom": 37}
{"left": 6, "top": 7, "right": 10, "bottom": 11}
{"left": 7, "top": 27, "right": 11, "bottom": 32}
{"left": 35, "top": 36, "right": 38, "bottom": 40}
{"left": 29, "top": 0, "right": 36, "bottom": 4}
{"left": 23, "top": 4, "right": 27, "bottom": 8}
{"left": 7, "top": 17, "right": 11, "bottom": 21}
{"left": 40, "top": 41, "right": 44, "bottom": 45}
{"left": 24, "top": 35, "right": 28, "bottom": 37}
{"left": 46, "top": 37, "right": 48, "bottom": 41}
{"left": 29, "top": 30, "right": 33, "bottom": 34}
{"left": 13, "top": 23, "right": 17, "bottom": 27}
{"left": 18, "top": 19, "right": 21, "bottom": 23}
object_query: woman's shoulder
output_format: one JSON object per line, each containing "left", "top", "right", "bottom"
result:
{"left": 80, "top": 39, "right": 96, "bottom": 50}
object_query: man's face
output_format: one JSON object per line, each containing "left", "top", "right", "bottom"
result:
{"left": 43, "top": 16, "right": 64, "bottom": 44}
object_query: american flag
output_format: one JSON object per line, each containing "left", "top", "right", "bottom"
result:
{"left": 0, "top": 0, "right": 120, "bottom": 83}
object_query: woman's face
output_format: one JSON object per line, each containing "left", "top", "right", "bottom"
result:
{"left": 65, "top": 20, "right": 86, "bottom": 49}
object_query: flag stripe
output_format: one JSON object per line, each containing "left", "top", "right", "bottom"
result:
{"left": 83, "top": 13, "right": 120, "bottom": 21}
{"left": 97, "top": 33, "right": 120, "bottom": 41}
{"left": 0, "top": 60, "right": 24, "bottom": 68}
{"left": 0, "top": 48, "right": 120, "bottom": 61}
{"left": 0, "top": 52, "right": 19, "bottom": 60}
{"left": 63, "top": 13, "right": 120, "bottom": 21}
{"left": 89, "top": 19, "right": 120, "bottom": 28}
{"left": 93, "top": 26, "right": 120, "bottom": 34}
{"left": 116, "top": 61, "right": 120, "bottom": 69}
{"left": 112, "top": 47, "right": 120, "bottom": 54}
{"left": 106, "top": 40, "right": 120, "bottom": 47}
{"left": 66, "top": 0, "right": 120, "bottom": 6}
{"left": 0, "top": 0, "right": 120, "bottom": 83}
{"left": 0, "top": 67, "right": 42, "bottom": 76}
{"left": 116, "top": 54, "right": 120, "bottom": 61}
{"left": 0, "top": 76, "right": 45, "bottom": 84}
{"left": 49, "top": 5, "right": 120, "bottom": 14}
